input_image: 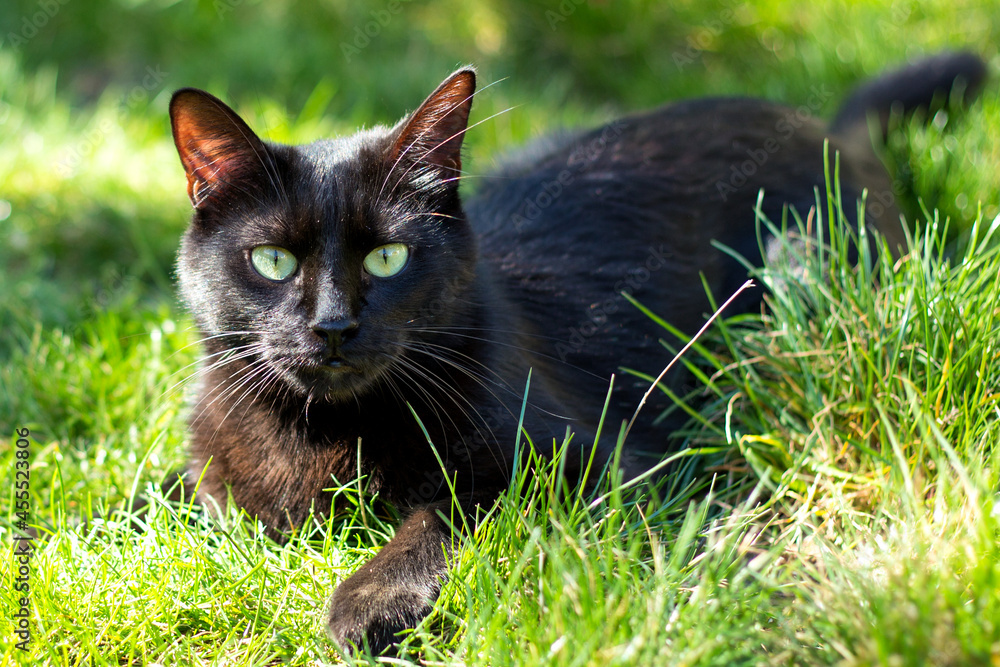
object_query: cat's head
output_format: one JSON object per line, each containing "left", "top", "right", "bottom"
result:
{"left": 170, "top": 68, "right": 479, "bottom": 402}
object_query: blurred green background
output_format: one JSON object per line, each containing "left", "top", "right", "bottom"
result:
{"left": 1, "top": 0, "right": 997, "bottom": 467}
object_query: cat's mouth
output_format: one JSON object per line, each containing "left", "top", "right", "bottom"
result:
{"left": 261, "top": 335, "right": 399, "bottom": 402}
{"left": 280, "top": 351, "right": 390, "bottom": 402}
{"left": 321, "top": 357, "right": 358, "bottom": 373}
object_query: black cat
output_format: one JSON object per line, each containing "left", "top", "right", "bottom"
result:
{"left": 167, "top": 52, "right": 984, "bottom": 653}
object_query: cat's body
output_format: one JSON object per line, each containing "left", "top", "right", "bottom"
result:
{"left": 469, "top": 96, "right": 907, "bottom": 454}
{"left": 169, "top": 52, "right": 985, "bottom": 653}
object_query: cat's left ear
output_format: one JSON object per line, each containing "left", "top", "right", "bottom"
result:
{"left": 388, "top": 67, "right": 476, "bottom": 178}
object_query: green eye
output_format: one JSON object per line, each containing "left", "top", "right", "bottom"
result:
{"left": 250, "top": 245, "right": 298, "bottom": 281}
{"left": 363, "top": 243, "right": 409, "bottom": 278}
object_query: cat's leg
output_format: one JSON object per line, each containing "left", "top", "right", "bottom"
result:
{"left": 325, "top": 496, "right": 490, "bottom": 654}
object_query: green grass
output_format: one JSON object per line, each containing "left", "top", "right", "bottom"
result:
{"left": 2, "top": 0, "right": 1000, "bottom": 664}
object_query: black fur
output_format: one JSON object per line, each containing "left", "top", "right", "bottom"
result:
{"left": 830, "top": 51, "right": 987, "bottom": 138}
{"left": 167, "top": 53, "right": 985, "bottom": 654}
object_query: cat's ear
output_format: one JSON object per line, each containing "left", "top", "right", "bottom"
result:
{"left": 170, "top": 88, "right": 270, "bottom": 209}
{"left": 388, "top": 67, "right": 476, "bottom": 178}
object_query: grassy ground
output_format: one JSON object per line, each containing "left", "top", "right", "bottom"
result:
{"left": 2, "top": 0, "right": 999, "bottom": 664}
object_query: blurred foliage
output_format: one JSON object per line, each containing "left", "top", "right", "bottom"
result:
{"left": 3, "top": 0, "right": 999, "bottom": 116}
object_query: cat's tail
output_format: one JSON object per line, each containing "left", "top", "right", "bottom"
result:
{"left": 830, "top": 50, "right": 987, "bottom": 141}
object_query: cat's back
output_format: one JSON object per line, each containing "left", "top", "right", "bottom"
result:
{"left": 463, "top": 96, "right": 883, "bottom": 449}
{"left": 467, "top": 96, "right": 870, "bottom": 247}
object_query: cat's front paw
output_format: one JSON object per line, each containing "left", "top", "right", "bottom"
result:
{"left": 326, "top": 566, "right": 438, "bottom": 654}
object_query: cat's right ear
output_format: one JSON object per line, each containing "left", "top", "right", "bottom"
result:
{"left": 169, "top": 89, "right": 269, "bottom": 209}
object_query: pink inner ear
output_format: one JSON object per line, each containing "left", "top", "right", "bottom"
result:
{"left": 391, "top": 69, "right": 476, "bottom": 175}
{"left": 170, "top": 90, "right": 266, "bottom": 208}
{"left": 177, "top": 134, "right": 238, "bottom": 204}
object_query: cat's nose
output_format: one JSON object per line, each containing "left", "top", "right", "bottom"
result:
{"left": 313, "top": 318, "right": 359, "bottom": 352}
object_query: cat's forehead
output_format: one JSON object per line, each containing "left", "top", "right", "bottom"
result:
{"left": 295, "top": 126, "right": 392, "bottom": 175}
{"left": 280, "top": 130, "right": 419, "bottom": 241}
